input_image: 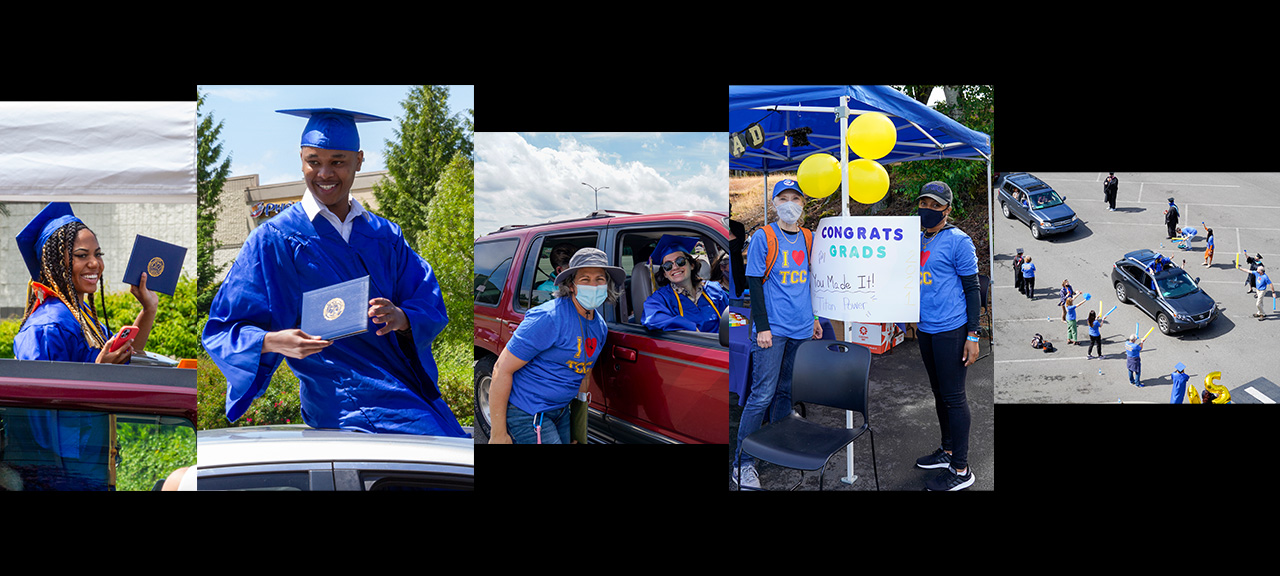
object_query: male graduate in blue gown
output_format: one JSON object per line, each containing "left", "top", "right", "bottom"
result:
{"left": 201, "top": 108, "right": 466, "bottom": 437}
{"left": 641, "top": 234, "right": 728, "bottom": 333}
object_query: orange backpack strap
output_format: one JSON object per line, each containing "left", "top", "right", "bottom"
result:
{"left": 762, "top": 224, "right": 812, "bottom": 279}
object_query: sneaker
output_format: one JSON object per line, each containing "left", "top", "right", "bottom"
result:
{"left": 925, "top": 465, "right": 975, "bottom": 491}
{"left": 733, "top": 463, "right": 761, "bottom": 490}
{"left": 915, "top": 447, "right": 952, "bottom": 470}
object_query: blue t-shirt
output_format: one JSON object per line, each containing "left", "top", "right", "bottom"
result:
{"left": 1066, "top": 304, "right": 1077, "bottom": 322}
{"left": 919, "top": 226, "right": 979, "bottom": 334}
{"left": 1089, "top": 320, "right": 1102, "bottom": 337}
{"left": 1021, "top": 262, "right": 1036, "bottom": 278}
{"left": 505, "top": 295, "right": 607, "bottom": 414}
{"left": 746, "top": 223, "right": 813, "bottom": 340}
{"left": 1256, "top": 272, "right": 1272, "bottom": 291}
{"left": 1126, "top": 341, "right": 1142, "bottom": 358}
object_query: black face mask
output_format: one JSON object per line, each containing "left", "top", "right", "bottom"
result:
{"left": 919, "top": 206, "right": 947, "bottom": 229}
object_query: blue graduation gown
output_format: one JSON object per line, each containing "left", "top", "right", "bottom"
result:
{"left": 202, "top": 203, "right": 465, "bottom": 437}
{"left": 13, "top": 298, "right": 106, "bottom": 364}
{"left": 642, "top": 282, "right": 728, "bottom": 333}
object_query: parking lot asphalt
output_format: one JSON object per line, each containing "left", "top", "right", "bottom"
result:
{"left": 728, "top": 336, "right": 994, "bottom": 491}
{"left": 994, "top": 172, "right": 1280, "bottom": 404}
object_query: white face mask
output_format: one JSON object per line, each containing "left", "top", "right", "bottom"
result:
{"left": 775, "top": 200, "right": 802, "bottom": 224}
{"left": 575, "top": 284, "right": 608, "bottom": 309}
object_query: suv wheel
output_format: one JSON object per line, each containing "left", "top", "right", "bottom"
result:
{"left": 1157, "top": 312, "right": 1172, "bottom": 335}
{"left": 1115, "top": 281, "right": 1129, "bottom": 304}
{"left": 1031, "top": 222, "right": 1043, "bottom": 239}
{"left": 1001, "top": 201, "right": 1012, "bottom": 219}
{"left": 473, "top": 354, "right": 496, "bottom": 440}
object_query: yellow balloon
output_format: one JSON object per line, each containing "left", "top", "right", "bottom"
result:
{"left": 847, "top": 112, "right": 897, "bottom": 160}
{"left": 847, "top": 158, "right": 889, "bottom": 204}
{"left": 796, "top": 153, "right": 840, "bottom": 198}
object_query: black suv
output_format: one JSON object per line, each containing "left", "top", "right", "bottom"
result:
{"left": 1111, "top": 249, "right": 1220, "bottom": 334}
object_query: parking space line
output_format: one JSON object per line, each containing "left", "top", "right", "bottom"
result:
{"left": 1245, "top": 386, "right": 1275, "bottom": 404}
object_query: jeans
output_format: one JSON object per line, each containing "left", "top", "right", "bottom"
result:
{"left": 506, "top": 402, "right": 572, "bottom": 444}
{"left": 734, "top": 334, "right": 803, "bottom": 468}
{"left": 919, "top": 326, "right": 971, "bottom": 472}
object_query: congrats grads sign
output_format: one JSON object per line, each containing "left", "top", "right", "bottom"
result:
{"left": 810, "top": 216, "right": 920, "bottom": 323}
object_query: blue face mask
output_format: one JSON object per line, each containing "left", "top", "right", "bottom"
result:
{"left": 575, "top": 284, "right": 608, "bottom": 309}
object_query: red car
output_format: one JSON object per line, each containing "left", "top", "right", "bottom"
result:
{"left": 0, "top": 359, "right": 196, "bottom": 491}
{"left": 474, "top": 210, "right": 742, "bottom": 444}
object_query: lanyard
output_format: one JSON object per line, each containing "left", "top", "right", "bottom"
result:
{"left": 671, "top": 284, "right": 720, "bottom": 318}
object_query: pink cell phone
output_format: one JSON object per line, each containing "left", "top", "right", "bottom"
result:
{"left": 110, "top": 326, "right": 138, "bottom": 352}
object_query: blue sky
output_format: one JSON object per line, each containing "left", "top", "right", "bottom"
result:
{"left": 198, "top": 85, "right": 474, "bottom": 186}
{"left": 474, "top": 132, "right": 728, "bottom": 237}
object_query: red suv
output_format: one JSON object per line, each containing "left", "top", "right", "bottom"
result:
{"left": 474, "top": 210, "right": 742, "bottom": 444}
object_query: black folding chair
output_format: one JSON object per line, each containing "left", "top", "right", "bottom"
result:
{"left": 737, "top": 340, "right": 878, "bottom": 491}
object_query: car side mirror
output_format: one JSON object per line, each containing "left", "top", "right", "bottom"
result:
{"left": 719, "top": 309, "right": 730, "bottom": 348}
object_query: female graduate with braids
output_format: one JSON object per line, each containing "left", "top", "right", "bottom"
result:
{"left": 12, "top": 203, "right": 157, "bottom": 364}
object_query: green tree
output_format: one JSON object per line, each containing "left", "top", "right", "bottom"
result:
{"left": 419, "top": 155, "right": 474, "bottom": 347}
{"left": 371, "top": 85, "right": 473, "bottom": 250}
{"left": 889, "top": 85, "right": 994, "bottom": 219}
{"left": 196, "top": 90, "right": 233, "bottom": 317}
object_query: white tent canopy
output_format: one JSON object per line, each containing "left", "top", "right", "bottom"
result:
{"left": 0, "top": 101, "right": 196, "bottom": 203}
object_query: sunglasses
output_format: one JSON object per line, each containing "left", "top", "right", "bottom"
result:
{"left": 661, "top": 256, "right": 688, "bottom": 271}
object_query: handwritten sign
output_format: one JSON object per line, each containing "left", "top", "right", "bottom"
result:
{"left": 810, "top": 216, "right": 920, "bottom": 323}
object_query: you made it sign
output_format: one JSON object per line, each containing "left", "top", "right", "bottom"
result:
{"left": 810, "top": 216, "right": 920, "bottom": 323}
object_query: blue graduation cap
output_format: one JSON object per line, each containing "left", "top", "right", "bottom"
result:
{"left": 15, "top": 202, "right": 83, "bottom": 281}
{"left": 276, "top": 108, "right": 391, "bottom": 152}
{"left": 649, "top": 234, "right": 700, "bottom": 267}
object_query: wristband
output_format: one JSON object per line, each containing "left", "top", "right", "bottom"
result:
{"left": 966, "top": 335, "right": 980, "bottom": 342}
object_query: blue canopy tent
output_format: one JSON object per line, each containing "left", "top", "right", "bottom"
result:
{"left": 729, "top": 85, "right": 990, "bottom": 172}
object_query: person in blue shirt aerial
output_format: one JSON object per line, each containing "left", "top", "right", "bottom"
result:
{"left": 733, "top": 179, "right": 822, "bottom": 491}
{"left": 1201, "top": 225, "right": 1215, "bottom": 267}
{"left": 202, "top": 107, "right": 465, "bottom": 438}
{"left": 486, "top": 248, "right": 624, "bottom": 444}
{"left": 912, "top": 181, "right": 982, "bottom": 492}
{"left": 642, "top": 234, "right": 728, "bottom": 333}
{"left": 1020, "top": 255, "right": 1036, "bottom": 299}
{"left": 1252, "top": 264, "right": 1272, "bottom": 319}
{"left": 1170, "top": 362, "right": 1190, "bottom": 404}
{"left": 1125, "top": 334, "right": 1144, "bottom": 386}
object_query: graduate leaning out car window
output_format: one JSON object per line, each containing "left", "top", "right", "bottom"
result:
{"left": 641, "top": 234, "right": 728, "bottom": 333}
{"left": 13, "top": 203, "right": 158, "bottom": 364}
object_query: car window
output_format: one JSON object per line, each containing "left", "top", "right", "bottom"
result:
{"left": 1030, "top": 190, "right": 1063, "bottom": 208}
{"left": 617, "top": 229, "right": 726, "bottom": 327}
{"left": 197, "top": 470, "right": 312, "bottom": 491}
{"left": 474, "top": 238, "right": 518, "bottom": 307}
{"left": 518, "top": 232, "right": 598, "bottom": 312}
{"left": 0, "top": 406, "right": 194, "bottom": 492}
{"left": 1157, "top": 271, "right": 1200, "bottom": 298}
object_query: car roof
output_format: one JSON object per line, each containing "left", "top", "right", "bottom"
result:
{"left": 0, "top": 358, "right": 195, "bottom": 425}
{"left": 1003, "top": 172, "right": 1054, "bottom": 192}
{"left": 1120, "top": 249, "right": 1187, "bottom": 276}
{"left": 478, "top": 210, "right": 730, "bottom": 240}
{"left": 196, "top": 425, "right": 474, "bottom": 469}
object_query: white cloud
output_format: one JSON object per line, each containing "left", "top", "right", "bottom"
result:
{"left": 475, "top": 132, "right": 728, "bottom": 237}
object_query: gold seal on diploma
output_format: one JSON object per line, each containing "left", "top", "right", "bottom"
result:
{"left": 324, "top": 297, "right": 345, "bottom": 321}
{"left": 148, "top": 257, "right": 164, "bottom": 277}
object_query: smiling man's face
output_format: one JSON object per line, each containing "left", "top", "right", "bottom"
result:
{"left": 301, "top": 146, "right": 363, "bottom": 210}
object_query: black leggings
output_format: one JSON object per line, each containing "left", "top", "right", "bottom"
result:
{"left": 918, "top": 326, "right": 970, "bottom": 471}
{"left": 1088, "top": 335, "right": 1103, "bottom": 356}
